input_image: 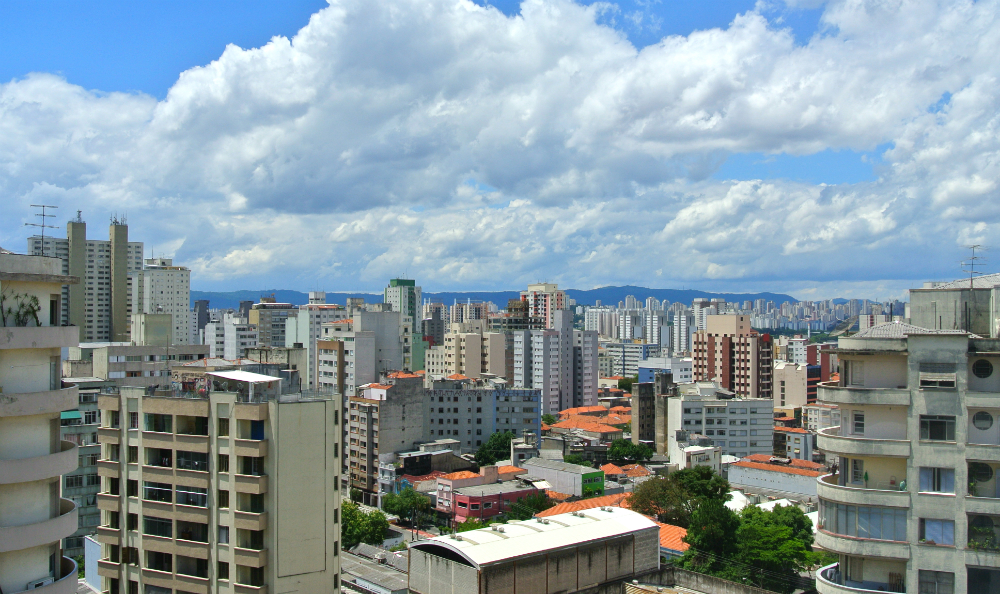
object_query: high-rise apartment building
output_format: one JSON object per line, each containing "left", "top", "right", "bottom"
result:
{"left": 0, "top": 249, "right": 82, "bottom": 592}
{"left": 383, "top": 279, "right": 425, "bottom": 371}
{"left": 248, "top": 298, "right": 296, "bottom": 348}
{"left": 513, "top": 311, "right": 596, "bottom": 413}
{"left": 94, "top": 377, "right": 341, "bottom": 593}
{"left": 665, "top": 381, "right": 775, "bottom": 460}
{"left": 284, "top": 297, "right": 350, "bottom": 389}
{"left": 672, "top": 310, "right": 694, "bottom": 355}
{"left": 425, "top": 375, "right": 542, "bottom": 453}
{"left": 815, "top": 322, "right": 1000, "bottom": 593}
{"left": 204, "top": 313, "right": 259, "bottom": 360}
{"left": 28, "top": 214, "right": 144, "bottom": 342}
{"left": 424, "top": 321, "right": 508, "bottom": 380}
{"left": 140, "top": 257, "right": 191, "bottom": 345}
{"left": 520, "top": 282, "right": 567, "bottom": 329}
{"left": 692, "top": 314, "right": 773, "bottom": 399}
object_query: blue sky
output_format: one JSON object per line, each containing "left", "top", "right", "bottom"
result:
{"left": 1, "top": 0, "right": 995, "bottom": 299}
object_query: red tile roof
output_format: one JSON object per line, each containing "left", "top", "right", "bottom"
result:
{"left": 600, "top": 463, "right": 624, "bottom": 475}
{"left": 544, "top": 490, "right": 573, "bottom": 502}
{"left": 654, "top": 521, "right": 690, "bottom": 552}
{"left": 497, "top": 466, "right": 525, "bottom": 474}
{"left": 535, "top": 493, "right": 632, "bottom": 516}
{"left": 621, "top": 464, "right": 652, "bottom": 478}
{"left": 774, "top": 426, "right": 810, "bottom": 434}
{"left": 440, "top": 471, "right": 479, "bottom": 481}
{"left": 401, "top": 470, "right": 446, "bottom": 483}
{"left": 366, "top": 384, "right": 393, "bottom": 390}
{"left": 775, "top": 416, "right": 797, "bottom": 422}
{"left": 446, "top": 373, "right": 471, "bottom": 380}
{"left": 604, "top": 376, "right": 625, "bottom": 380}
{"left": 558, "top": 406, "right": 607, "bottom": 417}
{"left": 551, "top": 419, "right": 622, "bottom": 434}
{"left": 609, "top": 406, "right": 632, "bottom": 413}
{"left": 540, "top": 424, "right": 551, "bottom": 431}
{"left": 731, "top": 460, "right": 824, "bottom": 477}
{"left": 387, "top": 371, "right": 421, "bottom": 379}
{"left": 331, "top": 319, "right": 354, "bottom": 324}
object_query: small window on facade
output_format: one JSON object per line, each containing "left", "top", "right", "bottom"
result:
{"left": 973, "top": 359, "right": 994, "bottom": 379}
{"left": 973, "top": 411, "right": 993, "bottom": 431}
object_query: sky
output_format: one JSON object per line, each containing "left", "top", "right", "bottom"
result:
{"left": 1, "top": 0, "right": 997, "bottom": 301}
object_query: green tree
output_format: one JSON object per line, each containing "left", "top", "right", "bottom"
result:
{"left": 456, "top": 517, "right": 490, "bottom": 532}
{"left": 679, "top": 498, "right": 740, "bottom": 574}
{"left": 475, "top": 430, "right": 515, "bottom": 466}
{"left": 507, "top": 493, "right": 554, "bottom": 521}
{"left": 563, "top": 454, "right": 591, "bottom": 467}
{"left": 627, "top": 475, "right": 693, "bottom": 527}
{"left": 381, "top": 488, "right": 430, "bottom": 524}
{"left": 341, "top": 502, "right": 389, "bottom": 549}
{"left": 617, "top": 376, "right": 636, "bottom": 392}
{"left": 729, "top": 506, "right": 812, "bottom": 594}
{"left": 606, "top": 439, "right": 653, "bottom": 463}
{"left": 541, "top": 413, "right": 558, "bottom": 426}
{"left": 672, "top": 466, "right": 730, "bottom": 503}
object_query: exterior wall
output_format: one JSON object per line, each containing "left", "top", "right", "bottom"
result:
{"left": 425, "top": 386, "right": 541, "bottom": 453}
{"left": 727, "top": 466, "right": 818, "bottom": 497}
{"left": 141, "top": 259, "right": 191, "bottom": 346}
{"left": 91, "top": 344, "right": 210, "bottom": 388}
{"left": 773, "top": 362, "right": 809, "bottom": 409}
{"left": 666, "top": 395, "right": 774, "bottom": 460}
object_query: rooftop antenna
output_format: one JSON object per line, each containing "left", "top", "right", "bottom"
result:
{"left": 961, "top": 245, "right": 986, "bottom": 290}
{"left": 25, "top": 204, "right": 59, "bottom": 257}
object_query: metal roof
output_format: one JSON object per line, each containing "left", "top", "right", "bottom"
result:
{"left": 916, "top": 272, "right": 1000, "bottom": 290}
{"left": 521, "top": 457, "right": 597, "bottom": 475}
{"left": 851, "top": 321, "right": 978, "bottom": 339}
{"left": 409, "top": 508, "right": 657, "bottom": 568}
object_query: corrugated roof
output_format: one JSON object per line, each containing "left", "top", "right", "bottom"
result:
{"left": 522, "top": 458, "right": 601, "bottom": 475}
{"left": 851, "top": 321, "right": 978, "bottom": 338}
{"left": 536, "top": 493, "right": 631, "bottom": 517}
{"left": 730, "top": 460, "right": 824, "bottom": 477}
{"left": 919, "top": 272, "right": 1000, "bottom": 290}
{"left": 410, "top": 508, "right": 657, "bottom": 568}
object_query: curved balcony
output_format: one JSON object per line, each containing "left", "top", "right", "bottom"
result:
{"left": 817, "top": 382, "right": 910, "bottom": 406}
{"left": 0, "top": 385, "right": 78, "bottom": 417}
{"left": 0, "top": 497, "right": 78, "bottom": 553}
{"left": 0, "top": 325, "right": 79, "bottom": 350}
{"left": 816, "top": 563, "right": 906, "bottom": 594}
{"left": 817, "top": 427, "right": 910, "bottom": 458}
{"left": 0, "top": 440, "right": 77, "bottom": 485}
{"left": 24, "top": 556, "right": 80, "bottom": 594}
{"left": 815, "top": 529, "right": 910, "bottom": 559}
{"left": 817, "top": 474, "right": 910, "bottom": 508}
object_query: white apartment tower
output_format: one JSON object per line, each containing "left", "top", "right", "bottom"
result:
{"left": 520, "top": 282, "right": 567, "bottom": 329}
{"left": 0, "top": 249, "right": 82, "bottom": 592}
{"left": 513, "top": 311, "right": 595, "bottom": 413}
{"left": 141, "top": 257, "right": 191, "bottom": 345}
{"left": 815, "top": 322, "right": 1000, "bottom": 594}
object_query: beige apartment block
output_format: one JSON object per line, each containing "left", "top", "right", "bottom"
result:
{"left": 425, "top": 321, "right": 507, "bottom": 380}
{"left": 94, "top": 374, "right": 341, "bottom": 594}
{"left": 815, "top": 322, "right": 1000, "bottom": 594}
{"left": 0, "top": 250, "right": 82, "bottom": 593}
{"left": 692, "top": 314, "right": 773, "bottom": 399}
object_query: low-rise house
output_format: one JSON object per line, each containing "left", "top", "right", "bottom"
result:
{"left": 452, "top": 479, "right": 542, "bottom": 524}
{"left": 772, "top": 425, "right": 813, "bottom": 460}
{"left": 727, "top": 454, "right": 826, "bottom": 498}
{"left": 520, "top": 458, "right": 605, "bottom": 497}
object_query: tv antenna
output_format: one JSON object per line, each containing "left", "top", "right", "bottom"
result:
{"left": 25, "top": 204, "right": 59, "bottom": 256}
{"left": 962, "top": 245, "right": 987, "bottom": 290}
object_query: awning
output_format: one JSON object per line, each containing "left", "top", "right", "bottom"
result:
{"left": 60, "top": 411, "right": 82, "bottom": 420}
{"left": 206, "top": 370, "right": 281, "bottom": 384}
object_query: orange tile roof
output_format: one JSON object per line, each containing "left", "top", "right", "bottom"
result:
{"left": 654, "top": 521, "right": 690, "bottom": 552}
{"left": 540, "top": 424, "right": 551, "bottom": 431}
{"left": 600, "top": 463, "right": 624, "bottom": 475}
{"left": 386, "top": 371, "right": 421, "bottom": 379}
{"left": 497, "top": 466, "right": 525, "bottom": 474}
{"left": 604, "top": 376, "right": 625, "bottom": 380}
{"left": 621, "top": 464, "right": 652, "bottom": 478}
{"left": 366, "top": 384, "right": 393, "bottom": 390}
{"left": 610, "top": 406, "right": 632, "bottom": 413}
{"left": 545, "top": 490, "right": 573, "bottom": 502}
{"left": 331, "top": 319, "right": 354, "bottom": 324}
{"left": 775, "top": 416, "right": 797, "bottom": 421}
{"left": 415, "top": 370, "right": 426, "bottom": 375}
{"left": 401, "top": 470, "right": 447, "bottom": 483}
{"left": 774, "top": 426, "right": 809, "bottom": 434}
{"left": 535, "top": 493, "right": 631, "bottom": 517}
{"left": 741, "top": 454, "right": 825, "bottom": 470}
{"left": 440, "top": 471, "right": 479, "bottom": 481}
{"left": 551, "top": 418, "right": 622, "bottom": 434}
{"left": 731, "top": 460, "right": 824, "bottom": 477}
{"left": 558, "top": 406, "right": 607, "bottom": 417}
{"left": 446, "top": 373, "right": 471, "bottom": 380}
{"left": 608, "top": 388, "right": 624, "bottom": 393}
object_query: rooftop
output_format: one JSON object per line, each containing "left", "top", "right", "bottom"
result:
{"left": 654, "top": 521, "right": 690, "bottom": 553}
{"left": 741, "top": 454, "right": 825, "bottom": 470}
{"left": 774, "top": 426, "right": 809, "bottom": 434}
{"left": 851, "top": 321, "right": 978, "bottom": 339}
{"left": 917, "top": 272, "right": 1000, "bottom": 290}
{"left": 440, "top": 470, "right": 480, "bottom": 481}
{"left": 535, "top": 493, "right": 631, "bottom": 517}
{"left": 409, "top": 508, "right": 657, "bottom": 568}
{"left": 730, "top": 459, "right": 824, "bottom": 478}
{"left": 522, "top": 458, "right": 601, "bottom": 475}
{"left": 454, "top": 480, "right": 541, "bottom": 497}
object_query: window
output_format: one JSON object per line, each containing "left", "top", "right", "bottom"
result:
{"left": 919, "top": 518, "right": 955, "bottom": 545}
{"left": 66, "top": 475, "right": 83, "bottom": 488}
{"left": 918, "top": 570, "right": 954, "bottom": 594}
{"left": 847, "top": 361, "right": 864, "bottom": 386}
{"left": 176, "top": 450, "right": 209, "bottom": 472}
{"left": 218, "top": 561, "right": 230, "bottom": 580}
{"left": 852, "top": 412, "right": 865, "bottom": 435}
{"left": 144, "top": 414, "right": 172, "bottom": 433}
{"left": 142, "top": 481, "right": 172, "bottom": 503}
{"left": 83, "top": 410, "right": 99, "bottom": 424}
{"left": 973, "top": 411, "right": 994, "bottom": 431}
{"left": 219, "top": 418, "right": 230, "bottom": 437}
{"left": 145, "top": 550, "right": 172, "bottom": 572}
{"left": 919, "top": 468, "right": 955, "bottom": 493}
{"left": 127, "top": 479, "right": 138, "bottom": 498}
{"left": 129, "top": 412, "right": 138, "bottom": 429}
{"left": 820, "top": 500, "right": 907, "bottom": 541}
{"left": 219, "top": 490, "right": 230, "bottom": 509}
{"left": 127, "top": 513, "right": 138, "bottom": 531}
{"left": 177, "top": 485, "right": 208, "bottom": 507}
{"left": 457, "top": 501, "right": 467, "bottom": 508}
{"left": 128, "top": 446, "right": 138, "bottom": 464}
{"left": 143, "top": 516, "right": 172, "bottom": 538}
{"left": 218, "top": 454, "right": 230, "bottom": 473}
{"left": 919, "top": 362, "right": 957, "bottom": 388}
{"left": 920, "top": 415, "right": 956, "bottom": 441}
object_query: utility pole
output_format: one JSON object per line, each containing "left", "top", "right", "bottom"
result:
{"left": 25, "top": 204, "right": 58, "bottom": 256}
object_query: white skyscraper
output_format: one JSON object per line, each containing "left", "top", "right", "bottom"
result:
{"left": 140, "top": 257, "right": 191, "bottom": 345}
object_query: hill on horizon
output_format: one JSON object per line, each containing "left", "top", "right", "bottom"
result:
{"left": 190, "top": 285, "right": 799, "bottom": 310}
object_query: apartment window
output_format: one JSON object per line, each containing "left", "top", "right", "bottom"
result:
{"left": 66, "top": 475, "right": 83, "bottom": 488}
{"left": 920, "top": 415, "right": 956, "bottom": 441}
{"left": 240, "top": 456, "right": 265, "bottom": 476}
{"left": 919, "top": 468, "right": 955, "bottom": 494}
{"left": 218, "top": 454, "right": 230, "bottom": 473}
{"left": 129, "top": 412, "right": 139, "bottom": 429}
{"left": 142, "top": 481, "right": 172, "bottom": 503}
{"left": 128, "top": 446, "right": 138, "bottom": 464}
{"left": 83, "top": 410, "right": 99, "bottom": 424}
{"left": 127, "top": 479, "right": 138, "bottom": 498}
{"left": 219, "top": 418, "right": 230, "bottom": 437}
{"left": 143, "top": 516, "right": 172, "bottom": 538}
{"left": 219, "top": 490, "right": 230, "bottom": 509}
{"left": 176, "top": 450, "right": 209, "bottom": 472}
{"left": 919, "top": 362, "right": 957, "bottom": 388}
{"left": 145, "top": 550, "right": 172, "bottom": 572}
{"left": 176, "top": 485, "right": 208, "bottom": 507}
{"left": 850, "top": 459, "right": 865, "bottom": 484}
{"left": 218, "top": 561, "right": 230, "bottom": 580}
{"left": 919, "top": 518, "right": 955, "bottom": 545}
{"left": 820, "top": 500, "right": 907, "bottom": 541}
{"left": 852, "top": 412, "right": 865, "bottom": 435}
{"left": 918, "top": 571, "right": 954, "bottom": 594}
{"left": 847, "top": 361, "right": 864, "bottom": 386}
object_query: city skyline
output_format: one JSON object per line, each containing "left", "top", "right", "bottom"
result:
{"left": 3, "top": 0, "right": 996, "bottom": 298}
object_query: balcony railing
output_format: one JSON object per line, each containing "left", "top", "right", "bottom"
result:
{"left": 817, "top": 563, "right": 905, "bottom": 593}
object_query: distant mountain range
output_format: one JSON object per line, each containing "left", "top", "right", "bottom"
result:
{"left": 190, "top": 286, "right": 798, "bottom": 310}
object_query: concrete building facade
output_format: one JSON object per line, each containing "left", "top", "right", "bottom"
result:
{"left": 692, "top": 315, "right": 773, "bottom": 399}
{"left": 520, "top": 282, "right": 567, "bottom": 330}
{"left": 0, "top": 250, "right": 82, "bottom": 593}
{"left": 425, "top": 375, "right": 542, "bottom": 453}
{"left": 140, "top": 258, "right": 191, "bottom": 345}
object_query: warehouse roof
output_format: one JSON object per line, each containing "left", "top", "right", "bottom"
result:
{"left": 409, "top": 508, "right": 657, "bottom": 568}
{"left": 521, "top": 458, "right": 600, "bottom": 475}
{"left": 851, "top": 321, "right": 978, "bottom": 339}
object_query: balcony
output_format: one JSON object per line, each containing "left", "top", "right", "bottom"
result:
{"left": 234, "top": 474, "right": 268, "bottom": 494}
{"left": 96, "top": 525, "right": 120, "bottom": 545}
{"left": 174, "top": 572, "right": 210, "bottom": 594}
{"left": 817, "top": 427, "right": 910, "bottom": 458}
{"left": 234, "top": 439, "right": 268, "bottom": 457}
{"left": 234, "top": 585, "right": 268, "bottom": 594}
{"left": 97, "top": 492, "right": 119, "bottom": 511}
{"left": 142, "top": 431, "right": 175, "bottom": 449}
{"left": 817, "top": 382, "right": 910, "bottom": 406}
{"left": 0, "top": 497, "right": 77, "bottom": 553}
{"left": 235, "top": 547, "right": 268, "bottom": 567}
{"left": 97, "top": 458, "right": 119, "bottom": 478}
{"left": 175, "top": 433, "right": 210, "bottom": 452}
{"left": 0, "top": 385, "right": 78, "bottom": 417}
{"left": 0, "top": 324, "right": 78, "bottom": 350}
{"left": 0, "top": 439, "right": 77, "bottom": 485}
{"left": 97, "top": 558, "right": 120, "bottom": 578}
{"left": 817, "top": 474, "right": 910, "bottom": 508}
{"left": 235, "top": 511, "right": 268, "bottom": 531}
{"left": 234, "top": 402, "right": 268, "bottom": 421}
{"left": 97, "top": 426, "right": 119, "bottom": 444}
{"left": 816, "top": 563, "right": 905, "bottom": 594}
{"left": 967, "top": 443, "right": 1000, "bottom": 462}
{"left": 814, "top": 529, "right": 910, "bottom": 560}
